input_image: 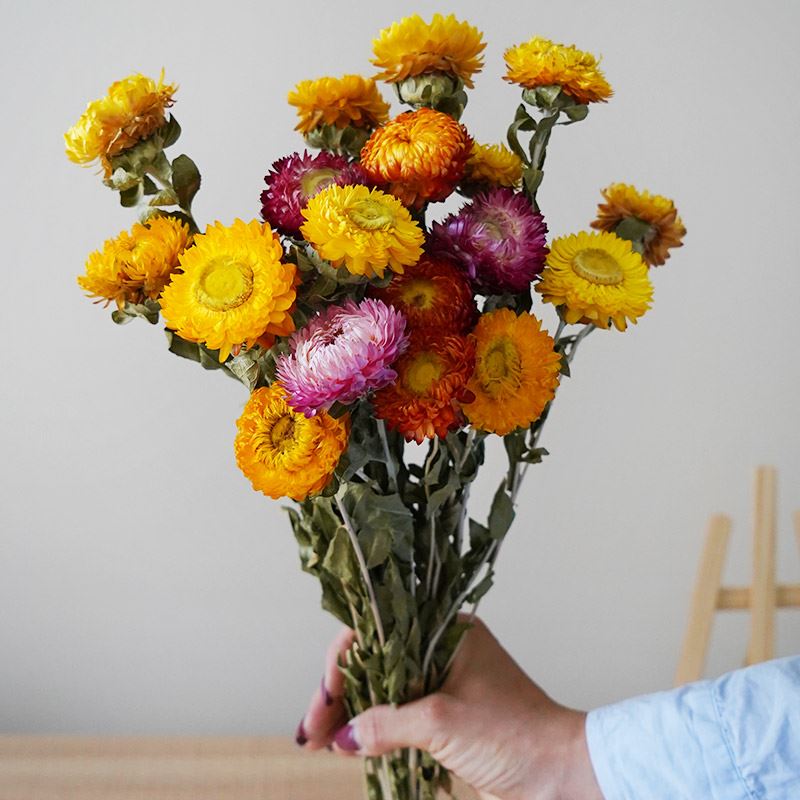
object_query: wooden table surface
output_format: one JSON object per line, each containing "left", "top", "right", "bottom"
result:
{"left": 0, "top": 737, "right": 476, "bottom": 799}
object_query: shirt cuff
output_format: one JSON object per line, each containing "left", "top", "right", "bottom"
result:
{"left": 585, "top": 678, "right": 750, "bottom": 800}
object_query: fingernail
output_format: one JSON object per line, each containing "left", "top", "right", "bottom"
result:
{"left": 333, "top": 722, "right": 360, "bottom": 752}
{"left": 321, "top": 676, "right": 333, "bottom": 706}
{"left": 295, "top": 720, "right": 308, "bottom": 746}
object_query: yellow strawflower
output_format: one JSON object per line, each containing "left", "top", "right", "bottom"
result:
{"left": 65, "top": 72, "right": 176, "bottom": 176}
{"left": 591, "top": 183, "right": 686, "bottom": 266}
{"left": 300, "top": 184, "right": 424, "bottom": 279}
{"left": 78, "top": 216, "right": 190, "bottom": 309}
{"left": 159, "top": 219, "right": 297, "bottom": 362}
{"left": 504, "top": 37, "right": 612, "bottom": 104}
{"left": 234, "top": 383, "right": 349, "bottom": 501}
{"left": 463, "top": 309, "right": 561, "bottom": 436}
{"left": 288, "top": 75, "right": 389, "bottom": 134}
{"left": 371, "top": 13, "right": 485, "bottom": 88}
{"left": 463, "top": 142, "right": 523, "bottom": 190}
{"left": 536, "top": 231, "right": 652, "bottom": 330}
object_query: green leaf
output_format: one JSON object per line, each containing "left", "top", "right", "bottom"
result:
{"left": 227, "top": 352, "right": 261, "bottom": 391}
{"left": 171, "top": 154, "right": 201, "bottom": 210}
{"left": 559, "top": 353, "right": 571, "bottom": 377}
{"left": 141, "top": 175, "right": 159, "bottom": 196}
{"left": 523, "top": 167, "right": 544, "bottom": 196}
{"left": 468, "top": 518, "right": 491, "bottom": 549}
{"left": 562, "top": 103, "right": 589, "bottom": 123}
{"left": 466, "top": 571, "right": 495, "bottom": 604}
{"left": 360, "top": 526, "right": 393, "bottom": 569}
{"left": 159, "top": 115, "right": 182, "bottom": 148}
{"left": 520, "top": 447, "right": 549, "bottom": 465}
{"left": 322, "top": 525, "right": 358, "bottom": 585}
{"left": 488, "top": 486, "right": 515, "bottom": 539}
{"left": 119, "top": 184, "right": 141, "bottom": 207}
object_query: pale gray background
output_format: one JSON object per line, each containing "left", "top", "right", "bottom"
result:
{"left": 1, "top": 0, "right": 798, "bottom": 735}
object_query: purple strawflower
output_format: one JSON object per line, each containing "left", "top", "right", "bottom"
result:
{"left": 276, "top": 298, "right": 409, "bottom": 416}
{"left": 261, "top": 150, "right": 369, "bottom": 236}
{"left": 429, "top": 188, "right": 548, "bottom": 294}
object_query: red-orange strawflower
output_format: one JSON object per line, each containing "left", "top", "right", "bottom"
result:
{"left": 373, "top": 332, "right": 475, "bottom": 443}
{"left": 369, "top": 254, "right": 477, "bottom": 334}
{"left": 360, "top": 108, "right": 472, "bottom": 208}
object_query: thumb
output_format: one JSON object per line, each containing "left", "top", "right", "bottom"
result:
{"left": 333, "top": 694, "right": 459, "bottom": 757}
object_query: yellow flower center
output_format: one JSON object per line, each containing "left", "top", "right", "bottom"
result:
{"left": 347, "top": 199, "right": 395, "bottom": 230}
{"left": 196, "top": 258, "right": 254, "bottom": 311}
{"left": 300, "top": 167, "right": 338, "bottom": 198}
{"left": 400, "top": 278, "right": 438, "bottom": 309}
{"left": 404, "top": 352, "right": 443, "bottom": 395}
{"left": 269, "top": 414, "right": 296, "bottom": 451}
{"left": 480, "top": 336, "right": 522, "bottom": 397}
{"left": 571, "top": 248, "right": 623, "bottom": 285}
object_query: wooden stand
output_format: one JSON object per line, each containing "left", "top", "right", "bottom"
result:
{"left": 674, "top": 466, "right": 800, "bottom": 686}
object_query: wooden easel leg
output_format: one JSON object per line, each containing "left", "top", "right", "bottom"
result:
{"left": 746, "top": 466, "right": 777, "bottom": 665}
{"left": 674, "top": 514, "right": 732, "bottom": 686}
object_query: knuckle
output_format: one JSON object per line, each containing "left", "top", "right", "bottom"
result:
{"left": 357, "top": 709, "right": 383, "bottom": 752}
{"left": 420, "top": 694, "right": 452, "bottom": 729}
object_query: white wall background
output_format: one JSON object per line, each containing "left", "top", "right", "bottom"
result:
{"left": 1, "top": 0, "right": 798, "bottom": 735}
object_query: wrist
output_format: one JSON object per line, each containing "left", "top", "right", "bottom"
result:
{"left": 554, "top": 710, "right": 604, "bottom": 800}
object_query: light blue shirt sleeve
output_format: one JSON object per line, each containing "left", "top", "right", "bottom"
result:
{"left": 585, "top": 656, "right": 800, "bottom": 800}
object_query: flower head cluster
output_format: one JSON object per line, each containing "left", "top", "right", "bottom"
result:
{"left": 360, "top": 108, "right": 472, "bottom": 208}
{"left": 235, "top": 383, "right": 348, "bottom": 501}
{"left": 461, "top": 142, "right": 523, "bottom": 193}
{"left": 536, "top": 230, "right": 652, "bottom": 330}
{"left": 301, "top": 184, "right": 424, "bottom": 278}
{"left": 374, "top": 332, "right": 475, "bottom": 443}
{"left": 504, "top": 37, "right": 612, "bottom": 105}
{"left": 288, "top": 75, "right": 390, "bottom": 135}
{"left": 65, "top": 72, "right": 176, "bottom": 176}
{"left": 430, "top": 188, "right": 548, "bottom": 294}
{"left": 159, "top": 219, "right": 297, "bottom": 362}
{"left": 369, "top": 255, "right": 477, "bottom": 334}
{"left": 591, "top": 183, "right": 686, "bottom": 266}
{"left": 463, "top": 309, "right": 561, "bottom": 435}
{"left": 276, "top": 298, "right": 408, "bottom": 416}
{"left": 371, "top": 14, "right": 485, "bottom": 89}
{"left": 261, "top": 151, "right": 368, "bottom": 236}
{"left": 78, "top": 216, "right": 190, "bottom": 308}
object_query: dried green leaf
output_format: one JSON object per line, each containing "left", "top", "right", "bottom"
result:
{"left": 488, "top": 486, "right": 515, "bottom": 539}
{"left": 171, "top": 154, "right": 201, "bottom": 210}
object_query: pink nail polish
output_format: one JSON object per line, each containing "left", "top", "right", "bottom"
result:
{"left": 333, "top": 723, "right": 359, "bottom": 752}
{"left": 295, "top": 720, "right": 308, "bottom": 746}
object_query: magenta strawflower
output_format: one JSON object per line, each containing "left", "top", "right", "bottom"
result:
{"left": 429, "top": 188, "right": 548, "bottom": 294}
{"left": 260, "top": 151, "right": 368, "bottom": 236}
{"left": 276, "top": 298, "right": 409, "bottom": 416}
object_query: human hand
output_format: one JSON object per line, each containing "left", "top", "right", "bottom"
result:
{"left": 298, "top": 618, "right": 603, "bottom": 800}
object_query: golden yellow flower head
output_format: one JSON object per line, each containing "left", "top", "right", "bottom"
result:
{"left": 234, "top": 383, "right": 349, "bottom": 501}
{"left": 504, "top": 37, "right": 612, "bottom": 104}
{"left": 300, "top": 184, "right": 424, "bottom": 279}
{"left": 536, "top": 231, "right": 652, "bottom": 331}
{"left": 287, "top": 75, "right": 390, "bottom": 134}
{"left": 463, "top": 309, "right": 561, "bottom": 436}
{"left": 591, "top": 183, "right": 686, "bottom": 267}
{"left": 360, "top": 108, "right": 472, "bottom": 208}
{"left": 78, "top": 216, "right": 190, "bottom": 309}
{"left": 159, "top": 219, "right": 297, "bottom": 362}
{"left": 65, "top": 72, "right": 176, "bottom": 176}
{"left": 462, "top": 142, "right": 523, "bottom": 191}
{"left": 371, "top": 13, "right": 485, "bottom": 89}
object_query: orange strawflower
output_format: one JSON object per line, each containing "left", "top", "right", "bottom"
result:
{"left": 373, "top": 332, "right": 475, "bottom": 443}
{"left": 360, "top": 108, "right": 472, "bottom": 208}
{"left": 369, "top": 254, "right": 477, "bottom": 334}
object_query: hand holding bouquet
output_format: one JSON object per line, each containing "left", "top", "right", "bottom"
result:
{"left": 66, "top": 13, "right": 685, "bottom": 799}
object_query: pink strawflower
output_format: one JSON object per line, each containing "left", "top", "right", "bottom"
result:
{"left": 260, "top": 151, "right": 368, "bottom": 235}
{"left": 276, "top": 298, "right": 409, "bottom": 416}
{"left": 429, "top": 188, "right": 548, "bottom": 294}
